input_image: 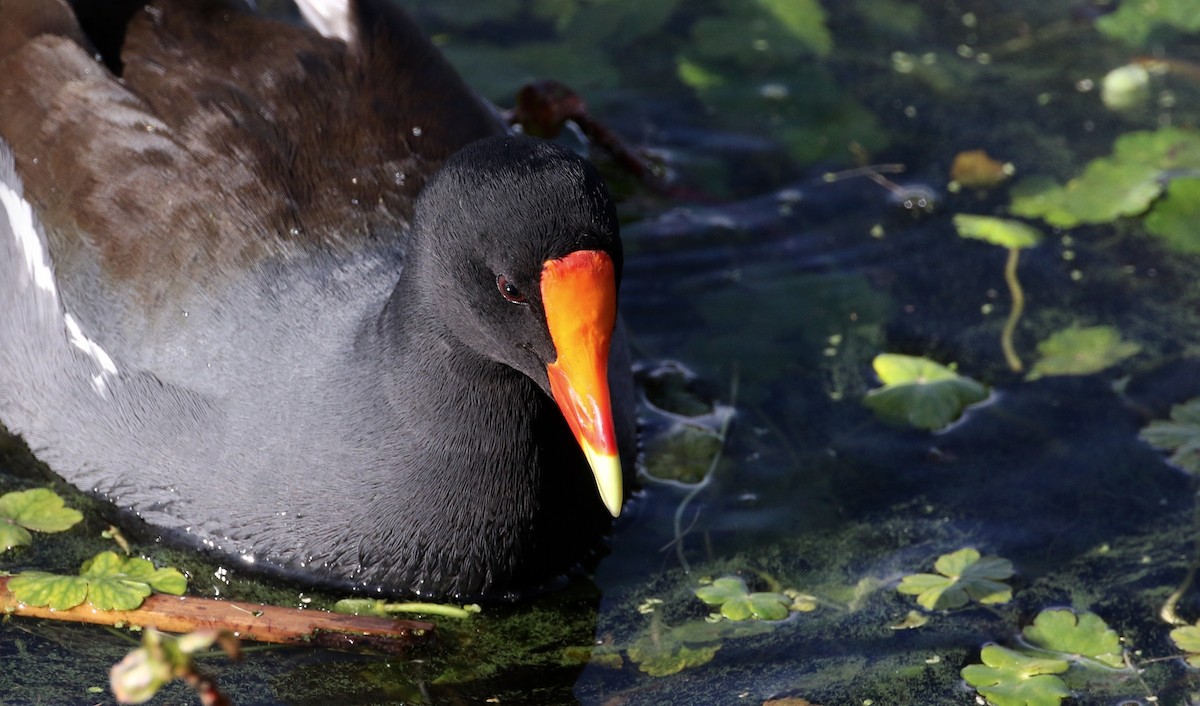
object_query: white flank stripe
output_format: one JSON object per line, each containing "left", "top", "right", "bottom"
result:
{"left": 295, "top": 0, "right": 355, "bottom": 43}
{"left": 0, "top": 180, "right": 58, "bottom": 301}
{"left": 65, "top": 313, "right": 119, "bottom": 395}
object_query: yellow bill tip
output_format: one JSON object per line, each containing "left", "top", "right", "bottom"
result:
{"left": 582, "top": 441, "right": 623, "bottom": 517}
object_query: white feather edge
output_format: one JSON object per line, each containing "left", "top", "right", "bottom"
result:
{"left": 0, "top": 143, "right": 119, "bottom": 395}
{"left": 294, "top": 0, "right": 356, "bottom": 44}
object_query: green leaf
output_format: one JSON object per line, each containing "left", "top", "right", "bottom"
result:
{"left": 92, "top": 554, "right": 188, "bottom": 596}
{"left": 863, "top": 354, "right": 989, "bottom": 431}
{"left": 79, "top": 552, "right": 155, "bottom": 611}
{"left": 754, "top": 0, "right": 832, "bottom": 56}
{"left": 1022, "top": 609, "right": 1125, "bottom": 669}
{"left": 1141, "top": 398, "right": 1200, "bottom": 474}
{"left": 1026, "top": 325, "right": 1141, "bottom": 381}
{"left": 694, "top": 576, "right": 791, "bottom": 621}
{"left": 897, "top": 548, "right": 1013, "bottom": 610}
{"left": 1170, "top": 623, "right": 1200, "bottom": 668}
{"left": 9, "top": 551, "right": 187, "bottom": 611}
{"left": 146, "top": 568, "right": 188, "bottom": 596}
{"left": 962, "top": 644, "right": 1070, "bottom": 706}
{"left": 8, "top": 571, "right": 90, "bottom": 611}
{"left": 0, "top": 524, "right": 32, "bottom": 552}
{"left": 953, "top": 214, "right": 1042, "bottom": 249}
{"left": 1144, "top": 179, "right": 1200, "bottom": 253}
{"left": 677, "top": 56, "right": 726, "bottom": 90}
{"left": 0, "top": 488, "right": 83, "bottom": 552}
{"left": 1010, "top": 161, "right": 1162, "bottom": 227}
{"left": 1096, "top": 0, "right": 1200, "bottom": 46}
{"left": 896, "top": 572, "right": 963, "bottom": 610}
{"left": 1010, "top": 128, "right": 1200, "bottom": 228}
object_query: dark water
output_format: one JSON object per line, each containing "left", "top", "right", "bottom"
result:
{"left": 6, "top": 1, "right": 1200, "bottom": 704}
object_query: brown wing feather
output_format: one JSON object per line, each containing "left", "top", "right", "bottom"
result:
{"left": 0, "top": 0, "right": 502, "bottom": 303}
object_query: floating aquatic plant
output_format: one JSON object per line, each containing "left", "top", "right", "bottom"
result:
{"left": 1022, "top": 609, "right": 1125, "bottom": 669}
{"left": 1095, "top": 0, "right": 1200, "bottom": 47}
{"left": 896, "top": 547, "right": 1013, "bottom": 611}
{"left": 0, "top": 487, "right": 83, "bottom": 552}
{"left": 1010, "top": 128, "right": 1200, "bottom": 253}
{"left": 961, "top": 644, "right": 1069, "bottom": 706}
{"left": 8, "top": 550, "right": 186, "bottom": 611}
{"left": 1025, "top": 325, "right": 1140, "bottom": 381}
{"left": 626, "top": 610, "right": 772, "bottom": 677}
{"left": 863, "top": 354, "right": 989, "bottom": 431}
{"left": 1140, "top": 397, "right": 1200, "bottom": 474}
{"left": 952, "top": 214, "right": 1042, "bottom": 372}
{"left": 1144, "top": 178, "right": 1200, "bottom": 253}
{"left": 627, "top": 628, "right": 723, "bottom": 678}
{"left": 1170, "top": 620, "right": 1200, "bottom": 667}
{"left": 694, "top": 576, "right": 791, "bottom": 621}
{"left": 959, "top": 610, "right": 1128, "bottom": 706}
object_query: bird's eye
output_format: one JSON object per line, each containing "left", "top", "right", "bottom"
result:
{"left": 497, "top": 275, "right": 527, "bottom": 304}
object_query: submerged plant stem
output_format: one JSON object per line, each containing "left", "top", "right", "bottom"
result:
{"left": 1161, "top": 564, "right": 1196, "bottom": 626}
{"left": 1001, "top": 247, "right": 1025, "bottom": 373}
{"left": 672, "top": 367, "right": 739, "bottom": 574}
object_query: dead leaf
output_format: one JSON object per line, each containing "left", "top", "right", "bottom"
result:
{"left": 950, "top": 149, "right": 1013, "bottom": 189}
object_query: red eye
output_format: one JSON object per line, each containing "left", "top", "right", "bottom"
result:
{"left": 497, "top": 275, "right": 527, "bottom": 304}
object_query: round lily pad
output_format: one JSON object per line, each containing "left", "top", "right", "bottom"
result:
{"left": 961, "top": 644, "right": 1069, "bottom": 706}
{"left": 1026, "top": 325, "right": 1140, "bottom": 381}
{"left": 1170, "top": 622, "right": 1200, "bottom": 668}
{"left": 864, "top": 354, "right": 989, "bottom": 431}
{"left": 1022, "top": 609, "right": 1125, "bottom": 669}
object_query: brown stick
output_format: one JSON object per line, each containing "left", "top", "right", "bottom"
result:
{"left": 0, "top": 576, "right": 434, "bottom": 654}
{"left": 508, "top": 79, "right": 711, "bottom": 201}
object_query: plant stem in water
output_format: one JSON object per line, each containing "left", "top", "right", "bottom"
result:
{"left": 672, "top": 367, "right": 739, "bottom": 574}
{"left": 1001, "top": 247, "right": 1025, "bottom": 373}
{"left": 382, "top": 602, "right": 480, "bottom": 620}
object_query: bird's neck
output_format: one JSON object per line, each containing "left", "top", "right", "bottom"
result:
{"left": 344, "top": 275, "right": 606, "bottom": 597}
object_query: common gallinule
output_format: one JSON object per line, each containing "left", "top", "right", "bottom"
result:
{"left": 0, "top": 0, "right": 637, "bottom": 599}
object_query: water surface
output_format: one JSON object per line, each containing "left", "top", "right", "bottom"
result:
{"left": 5, "top": 1, "right": 1200, "bottom": 704}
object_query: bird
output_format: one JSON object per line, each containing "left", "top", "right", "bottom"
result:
{"left": 0, "top": 0, "right": 638, "bottom": 600}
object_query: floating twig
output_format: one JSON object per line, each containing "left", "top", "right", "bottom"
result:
{"left": 0, "top": 576, "right": 434, "bottom": 654}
